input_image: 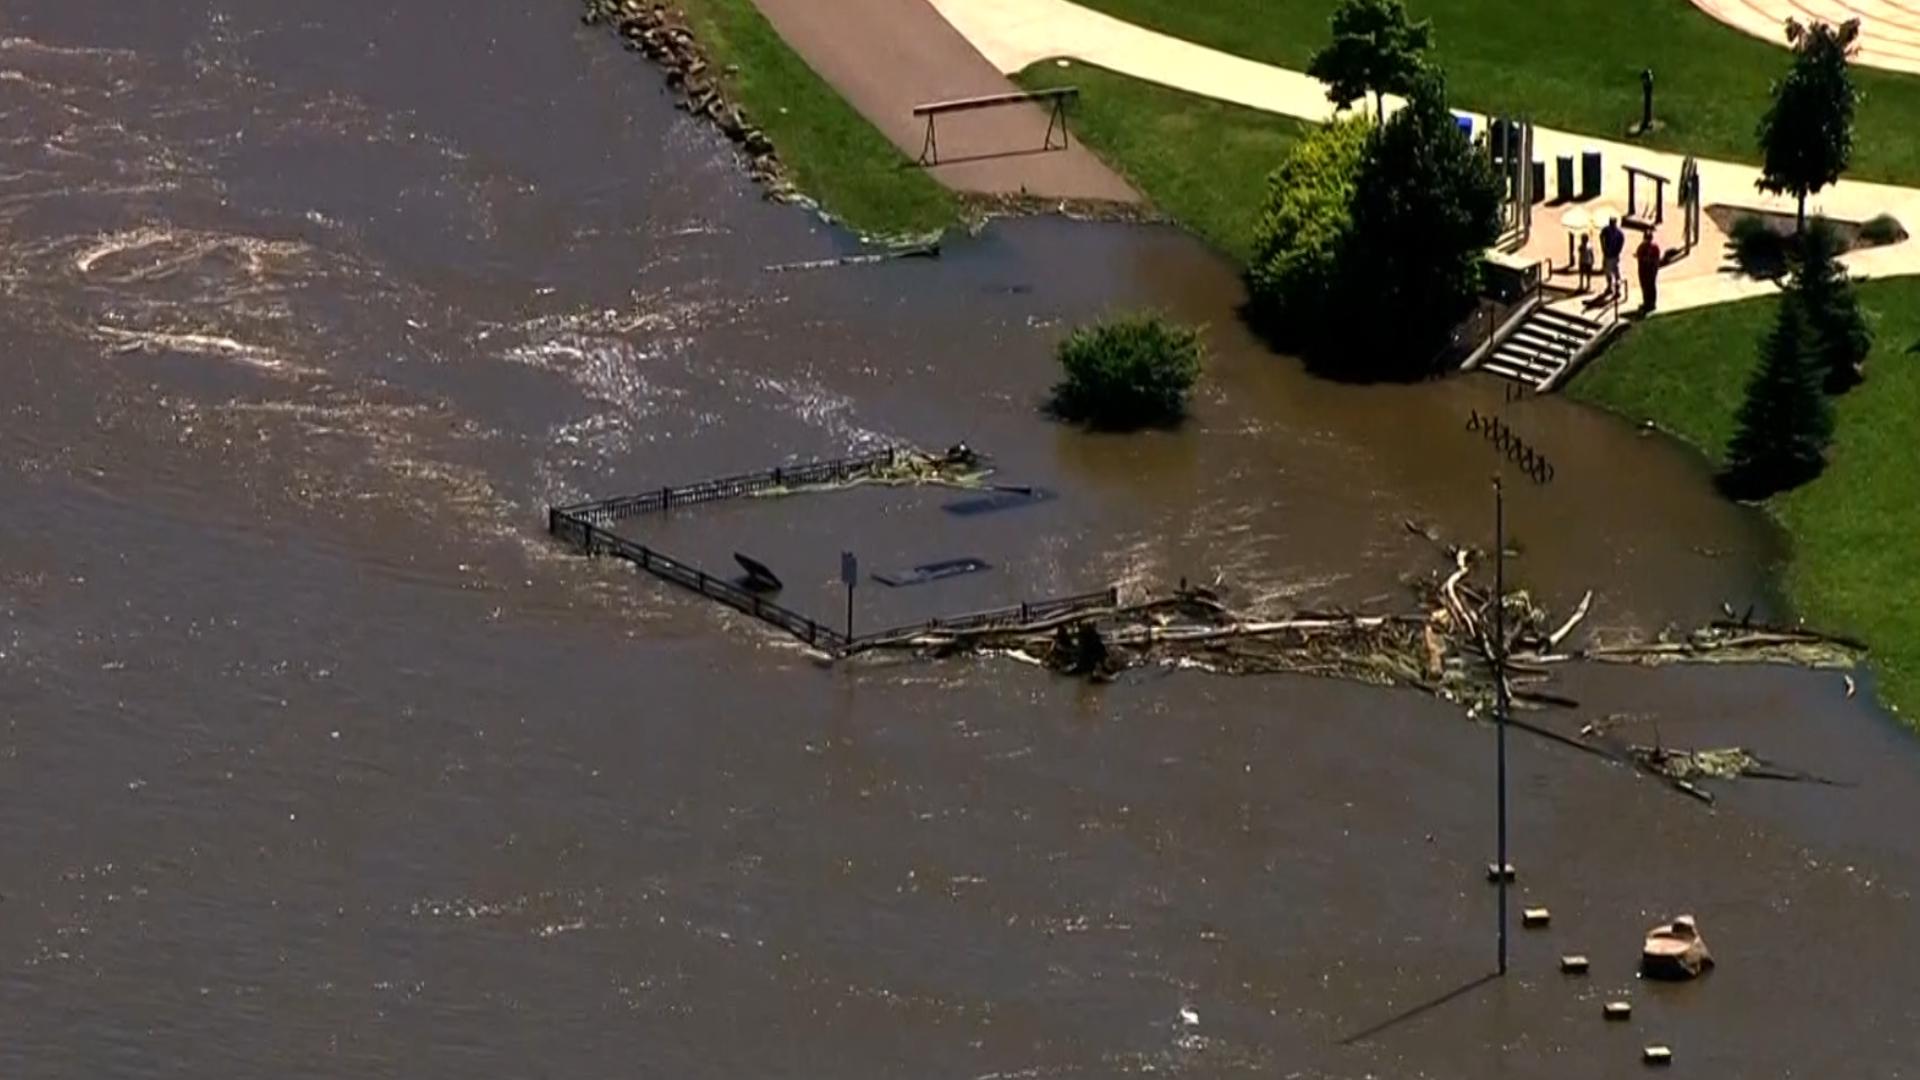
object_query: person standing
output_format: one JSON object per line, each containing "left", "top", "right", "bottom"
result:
{"left": 1577, "top": 233, "right": 1595, "bottom": 292}
{"left": 1600, "top": 217, "right": 1626, "bottom": 300}
{"left": 1635, "top": 232, "right": 1664, "bottom": 313}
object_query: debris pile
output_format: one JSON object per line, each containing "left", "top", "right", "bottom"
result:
{"left": 851, "top": 524, "right": 1864, "bottom": 801}
{"left": 757, "top": 444, "right": 993, "bottom": 498}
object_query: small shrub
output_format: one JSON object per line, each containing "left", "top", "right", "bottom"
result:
{"left": 1049, "top": 313, "right": 1204, "bottom": 430}
{"left": 1728, "top": 214, "right": 1789, "bottom": 277}
{"left": 1860, "top": 213, "right": 1906, "bottom": 245}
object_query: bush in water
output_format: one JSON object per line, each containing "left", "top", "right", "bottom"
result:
{"left": 1049, "top": 313, "right": 1205, "bottom": 430}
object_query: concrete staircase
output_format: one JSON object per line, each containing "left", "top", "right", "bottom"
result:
{"left": 1480, "top": 305, "right": 1608, "bottom": 391}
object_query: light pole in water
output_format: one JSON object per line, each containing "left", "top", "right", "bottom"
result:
{"left": 1493, "top": 475, "right": 1510, "bottom": 976}
{"left": 1465, "top": 396, "right": 1553, "bottom": 977}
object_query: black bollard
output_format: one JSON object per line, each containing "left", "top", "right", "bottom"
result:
{"left": 1640, "top": 68, "right": 1655, "bottom": 133}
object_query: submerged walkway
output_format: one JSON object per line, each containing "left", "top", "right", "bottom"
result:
{"left": 1691, "top": 0, "right": 1920, "bottom": 75}
{"left": 747, "top": 0, "right": 1136, "bottom": 204}
{"left": 925, "top": 0, "right": 1920, "bottom": 315}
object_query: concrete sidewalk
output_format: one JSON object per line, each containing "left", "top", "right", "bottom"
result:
{"left": 747, "top": 0, "right": 1136, "bottom": 204}
{"left": 926, "top": 0, "right": 1920, "bottom": 314}
{"left": 1690, "top": 0, "right": 1920, "bottom": 76}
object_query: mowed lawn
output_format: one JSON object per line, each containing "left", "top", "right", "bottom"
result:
{"left": 1019, "top": 63, "right": 1311, "bottom": 261}
{"left": 1573, "top": 280, "right": 1920, "bottom": 724}
{"left": 1073, "top": 0, "right": 1920, "bottom": 185}
{"left": 676, "top": 0, "right": 957, "bottom": 236}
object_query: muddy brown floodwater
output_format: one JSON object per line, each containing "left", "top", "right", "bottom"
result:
{"left": 3, "top": 2, "right": 1918, "bottom": 1077}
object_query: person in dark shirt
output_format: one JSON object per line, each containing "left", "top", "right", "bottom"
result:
{"left": 1600, "top": 218, "right": 1626, "bottom": 300}
{"left": 1635, "top": 233, "right": 1664, "bottom": 313}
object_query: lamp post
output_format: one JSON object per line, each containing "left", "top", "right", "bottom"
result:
{"left": 1464, "top": 402, "right": 1554, "bottom": 976}
{"left": 1493, "top": 475, "right": 1510, "bottom": 976}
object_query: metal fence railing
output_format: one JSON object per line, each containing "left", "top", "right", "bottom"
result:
{"left": 548, "top": 449, "right": 1118, "bottom": 658}
{"left": 555, "top": 447, "right": 905, "bottom": 527}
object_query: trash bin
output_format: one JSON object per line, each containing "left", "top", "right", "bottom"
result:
{"left": 1556, "top": 154, "right": 1575, "bottom": 201}
{"left": 1582, "top": 148, "right": 1603, "bottom": 198}
{"left": 1531, "top": 159, "right": 1547, "bottom": 204}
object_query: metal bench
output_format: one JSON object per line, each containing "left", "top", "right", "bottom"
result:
{"left": 912, "top": 86, "right": 1079, "bottom": 166}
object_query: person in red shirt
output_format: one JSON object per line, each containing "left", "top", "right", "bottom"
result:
{"left": 1635, "top": 233, "right": 1663, "bottom": 313}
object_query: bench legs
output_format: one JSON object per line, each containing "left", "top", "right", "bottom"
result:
{"left": 1042, "top": 95, "right": 1070, "bottom": 152}
{"left": 918, "top": 115, "right": 939, "bottom": 166}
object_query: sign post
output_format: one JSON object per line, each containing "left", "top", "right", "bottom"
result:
{"left": 841, "top": 551, "right": 858, "bottom": 642}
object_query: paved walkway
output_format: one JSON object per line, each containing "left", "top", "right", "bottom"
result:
{"left": 925, "top": 0, "right": 1920, "bottom": 315}
{"left": 747, "top": 0, "right": 1136, "bottom": 204}
{"left": 1691, "top": 0, "right": 1920, "bottom": 75}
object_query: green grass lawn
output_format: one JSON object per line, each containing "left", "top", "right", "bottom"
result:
{"left": 1073, "top": 0, "right": 1920, "bottom": 186}
{"left": 1019, "top": 63, "right": 1311, "bottom": 261}
{"left": 1573, "top": 280, "right": 1920, "bottom": 724}
{"left": 673, "top": 0, "right": 957, "bottom": 237}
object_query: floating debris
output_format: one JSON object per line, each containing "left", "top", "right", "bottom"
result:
{"left": 1641, "top": 915, "right": 1714, "bottom": 981}
{"left": 1644, "top": 1045, "right": 1673, "bottom": 1066}
{"left": 943, "top": 485, "right": 1057, "bottom": 516}
{"left": 1523, "top": 907, "right": 1552, "bottom": 928}
{"left": 757, "top": 444, "right": 993, "bottom": 498}
{"left": 873, "top": 557, "right": 993, "bottom": 588}
{"left": 764, "top": 242, "right": 941, "bottom": 273}
{"left": 1560, "top": 954, "right": 1590, "bottom": 974}
{"left": 1605, "top": 1001, "right": 1634, "bottom": 1020}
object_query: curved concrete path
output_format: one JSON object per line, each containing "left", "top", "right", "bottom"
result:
{"left": 926, "top": 0, "right": 1920, "bottom": 315}
{"left": 1691, "top": 0, "right": 1920, "bottom": 75}
{"left": 747, "top": 0, "right": 1136, "bottom": 204}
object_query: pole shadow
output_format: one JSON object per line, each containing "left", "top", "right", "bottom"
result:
{"left": 1337, "top": 971, "right": 1502, "bottom": 1046}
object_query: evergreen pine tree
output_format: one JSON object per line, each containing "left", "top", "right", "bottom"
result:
{"left": 1756, "top": 19, "right": 1860, "bottom": 230}
{"left": 1792, "top": 220, "right": 1873, "bottom": 391}
{"left": 1723, "top": 296, "right": 1834, "bottom": 497}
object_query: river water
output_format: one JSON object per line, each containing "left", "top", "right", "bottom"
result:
{"left": 3, "top": 2, "right": 1918, "bottom": 1077}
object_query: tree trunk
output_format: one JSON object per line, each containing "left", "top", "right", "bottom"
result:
{"left": 1375, "top": 91, "right": 1384, "bottom": 124}
{"left": 1797, "top": 192, "right": 1807, "bottom": 233}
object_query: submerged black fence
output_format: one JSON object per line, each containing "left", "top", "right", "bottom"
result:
{"left": 556, "top": 512, "right": 852, "bottom": 650}
{"left": 548, "top": 447, "right": 1120, "bottom": 657}
{"left": 848, "top": 587, "right": 1120, "bottom": 653}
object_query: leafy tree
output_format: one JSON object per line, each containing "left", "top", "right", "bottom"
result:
{"left": 1049, "top": 312, "right": 1204, "bottom": 430}
{"left": 1247, "top": 117, "right": 1371, "bottom": 346}
{"left": 1324, "top": 71, "right": 1501, "bottom": 380}
{"left": 1791, "top": 219, "right": 1872, "bottom": 391}
{"left": 1757, "top": 19, "right": 1860, "bottom": 230}
{"left": 1723, "top": 295, "right": 1833, "bottom": 497}
{"left": 1308, "top": 0, "right": 1433, "bottom": 122}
